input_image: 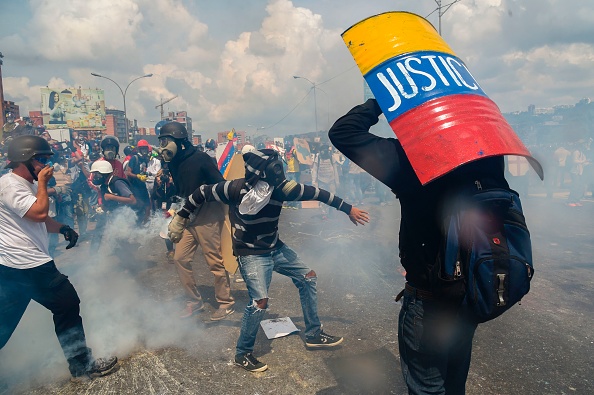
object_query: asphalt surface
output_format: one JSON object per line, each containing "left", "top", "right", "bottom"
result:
{"left": 1, "top": 190, "right": 593, "bottom": 395}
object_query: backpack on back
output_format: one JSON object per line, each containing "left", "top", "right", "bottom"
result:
{"left": 432, "top": 181, "right": 534, "bottom": 323}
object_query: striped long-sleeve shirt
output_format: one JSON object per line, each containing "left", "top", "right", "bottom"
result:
{"left": 180, "top": 178, "right": 353, "bottom": 256}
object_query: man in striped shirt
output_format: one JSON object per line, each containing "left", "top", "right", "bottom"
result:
{"left": 168, "top": 149, "right": 369, "bottom": 372}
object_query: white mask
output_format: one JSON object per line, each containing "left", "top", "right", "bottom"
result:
{"left": 238, "top": 180, "right": 273, "bottom": 215}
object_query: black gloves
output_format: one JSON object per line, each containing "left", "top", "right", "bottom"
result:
{"left": 59, "top": 225, "right": 79, "bottom": 249}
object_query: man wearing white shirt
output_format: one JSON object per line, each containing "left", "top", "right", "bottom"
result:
{"left": 0, "top": 135, "right": 118, "bottom": 381}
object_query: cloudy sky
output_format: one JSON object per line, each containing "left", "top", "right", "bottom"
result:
{"left": 1, "top": 0, "right": 593, "bottom": 139}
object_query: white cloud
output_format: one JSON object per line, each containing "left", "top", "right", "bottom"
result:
{"left": 28, "top": 0, "right": 143, "bottom": 61}
{"left": 2, "top": 0, "right": 594, "bottom": 136}
{"left": 210, "top": 0, "right": 343, "bottom": 124}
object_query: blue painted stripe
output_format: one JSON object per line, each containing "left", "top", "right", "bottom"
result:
{"left": 364, "top": 51, "right": 487, "bottom": 122}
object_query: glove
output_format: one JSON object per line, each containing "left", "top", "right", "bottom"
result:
{"left": 59, "top": 225, "right": 79, "bottom": 249}
{"left": 167, "top": 213, "right": 189, "bottom": 243}
{"left": 137, "top": 174, "right": 147, "bottom": 182}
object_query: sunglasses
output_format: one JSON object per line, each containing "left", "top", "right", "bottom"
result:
{"left": 33, "top": 156, "right": 51, "bottom": 165}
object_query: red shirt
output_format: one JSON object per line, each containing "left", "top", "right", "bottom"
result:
{"left": 99, "top": 158, "right": 125, "bottom": 178}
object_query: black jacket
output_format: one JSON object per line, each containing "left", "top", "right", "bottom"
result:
{"left": 168, "top": 144, "right": 226, "bottom": 225}
{"left": 329, "top": 99, "right": 508, "bottom": 289}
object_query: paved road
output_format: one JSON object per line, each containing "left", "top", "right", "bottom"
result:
{"left": 1, "top": 194, "right": 593, "bottom": 394}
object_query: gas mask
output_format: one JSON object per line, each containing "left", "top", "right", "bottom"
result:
{"left": 103, "top": 146, "right": 117, "bottom": 160}
{"left": 262, "top": 158, "right": 286, "bottom": 187}
{"left": 91, "top": 173, "right": 108, "bottom": 186}
{"left": 138, "top": 147, "right": 149, "bottom": 158}
{"left": 158, "top": 137, "right": 178, "bottom": 162}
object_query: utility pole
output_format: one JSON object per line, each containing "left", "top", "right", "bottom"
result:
{"left": 293, "top": 75, "right": 318, "bottom": 133}
{"left": 0, "top": 52, "right": 5, "bottom": 132}
{"left": 427, "top": 0, "right": 462, "bottom": 35}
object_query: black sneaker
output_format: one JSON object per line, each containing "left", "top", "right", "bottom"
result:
{"left": 71, "top": 356, "right": 119, "bottom": 382}
{"left": 234, "top": 352, "right": 268, "bottom": 372}
{"left": 305, "top": 330, "right": 344, "bottom": 348}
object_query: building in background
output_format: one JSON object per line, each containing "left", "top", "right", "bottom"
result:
{"left": 216, "top": 130, "right": 245, "bottom": 145}
{"left": 3, "top": 100, "right": 19, "bottom": 122}
{"left": 166, "top": 110, "right": 192, "bottom": 135}
{"left": 105, "top": 109, "right": 126, "bottom": 141}
{"left": 192, "top": 132, "right": 202, "bottom": 146}
{"left": 28, "top": 111, "right": 43, "bottom": 128}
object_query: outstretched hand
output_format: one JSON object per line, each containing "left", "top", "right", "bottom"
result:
{"left": 348, "top": 206, "right": 370, "bottom": 226}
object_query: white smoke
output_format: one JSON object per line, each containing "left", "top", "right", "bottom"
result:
{"left": 0, "top": 207, "right": 206, "bottom": 390}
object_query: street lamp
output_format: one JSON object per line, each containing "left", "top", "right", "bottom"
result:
{"left": 91, "top": 72, "right": 153, "bottom": 143}
{"left": 314, "top": 86, "right": 330, "bottom": 132}
{"left": 247, "top": 125, "right": 265, "bottom": 144}
{"left": 293, "top": 75, "right": 318, "bottom": 133}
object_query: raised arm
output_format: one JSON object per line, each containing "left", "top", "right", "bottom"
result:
{"left": 329, "top": 99, "right": 405, "bottom": 190}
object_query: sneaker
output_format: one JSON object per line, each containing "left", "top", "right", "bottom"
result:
{"left": 305, "top": 330, "right": 343, "bottom": 348}
{"left": 179, "top": 301, "right": 205, "bottom": 319}
{"left": 71, "top": 356, "right": 119, "bottom": 382}
{"left": 166, "top": 250, "right": 175, "bottom": 263}
{"left": 210, "top": 307, "right": 235, "bottom": 321}
{"left": 234, "top": 352, "right": 268, "bottom": 372}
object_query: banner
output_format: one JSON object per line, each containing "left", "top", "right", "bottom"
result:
{"left": 41, "top": 87, "right": 106, "bottom": 130}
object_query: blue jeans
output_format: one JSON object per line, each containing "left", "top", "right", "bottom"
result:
{"left": 398, "top": 290, "right": 478, "bottom": 395}
{"left": 235, "top": 244, "right": 321, "bottom": 356}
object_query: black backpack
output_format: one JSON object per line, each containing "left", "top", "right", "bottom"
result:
{"left": 431, "top": 181, "right": 534, "bottom": 323}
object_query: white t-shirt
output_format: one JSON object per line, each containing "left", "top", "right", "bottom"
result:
{"left": 0, "top": 172, "right": 52, "bottom": 269}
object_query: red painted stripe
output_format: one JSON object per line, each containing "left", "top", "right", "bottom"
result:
{"left": 389, "top": 94, "right": 536, "bottom": 185}
{"left": 217, "top": 141, "right": 234, "bottom": 169}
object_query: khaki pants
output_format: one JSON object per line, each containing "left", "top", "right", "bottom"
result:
{"left": 173, "top": 220, "right": 234, "bottom": 308}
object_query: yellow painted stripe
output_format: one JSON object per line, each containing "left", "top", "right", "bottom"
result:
{"left": 342, "top": 12, "right": 456, "bottom": 75}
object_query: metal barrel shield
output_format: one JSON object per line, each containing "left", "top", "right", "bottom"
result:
{"left": 342, "top": 11, "right": 543, "bottom": 185}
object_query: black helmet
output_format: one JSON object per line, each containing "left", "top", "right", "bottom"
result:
{"left": 205, "top": 138, "right": 216, "bottom": 150}
{"left": 123, "top": 145, "right": 133, "bottom": 156}
{"left": 7, "top": 135, "right": 54, "bottom": 163}
{"left": 159, "top": 122, "right": 188, "bottom": 140}
{"left": 100, "top": 135, "right": 120, "bottom": 151}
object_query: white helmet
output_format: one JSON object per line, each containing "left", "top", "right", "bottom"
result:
{"left": 90, "top": 160, "right": 114, "bottom": 174}
{"left": 241, "top": 144, "right": 256, "bottom": 154}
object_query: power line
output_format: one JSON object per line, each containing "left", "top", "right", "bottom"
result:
{"left": 265, "top": 65, "right": 358, "bottom": 131}
{"left": 263, "top": 88, "right": 312, "bottom": 130}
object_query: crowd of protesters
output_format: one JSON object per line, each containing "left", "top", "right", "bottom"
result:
{"left": 0, "top": 125, "right": 394, "bottom": 262}
{"left": 1, "top": 125, "right": 591, "bottom": 274}
{"left": 0, "top": 119, "right": 591, "bottom": 388}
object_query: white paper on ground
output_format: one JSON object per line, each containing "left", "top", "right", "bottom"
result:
{"left": 260, "top": 317, "right": 300, "bottom": 339}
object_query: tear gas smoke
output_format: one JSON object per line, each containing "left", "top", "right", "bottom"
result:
{"left": 0, "top": 207, "right": 208, "bottom": 390}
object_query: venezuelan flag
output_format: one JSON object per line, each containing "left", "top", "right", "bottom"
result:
{"left": 217, "top": 140, "right": 235, "bottom": 177}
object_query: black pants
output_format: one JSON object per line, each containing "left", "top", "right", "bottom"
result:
{"left": 0, "top": 261, "right": 92, "bottom": 376}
